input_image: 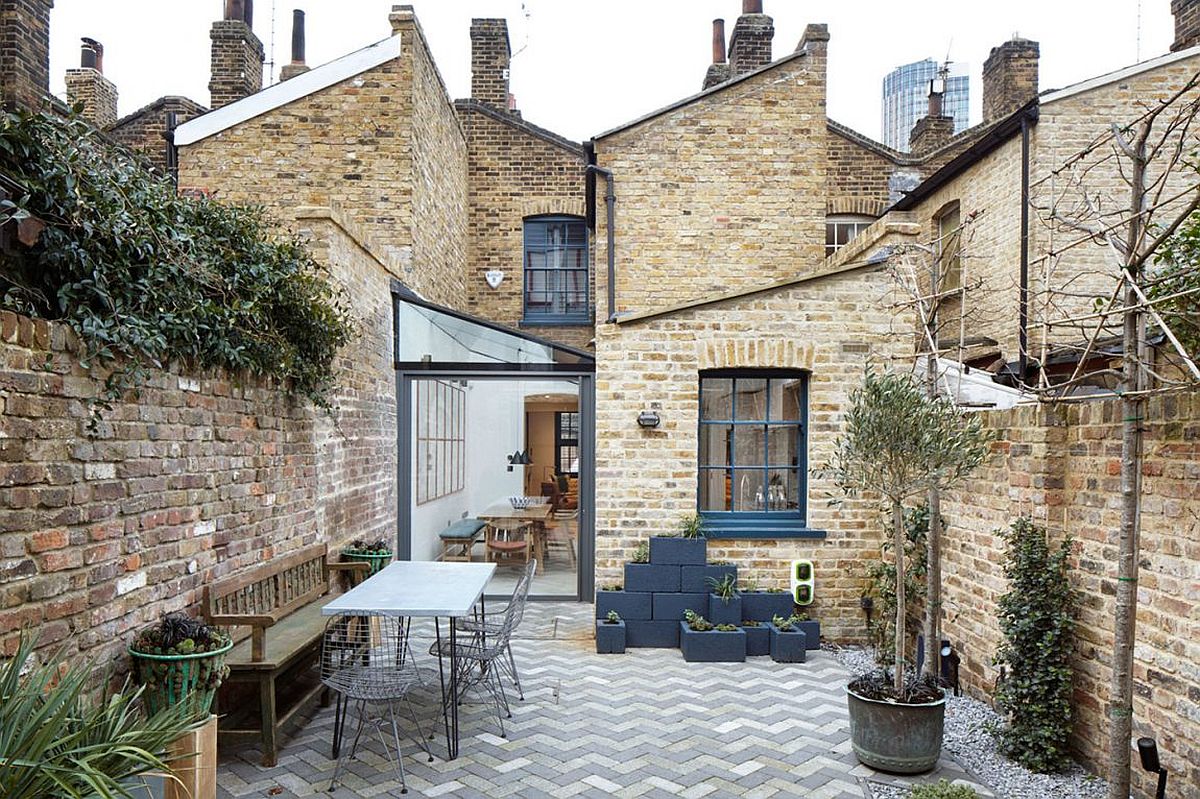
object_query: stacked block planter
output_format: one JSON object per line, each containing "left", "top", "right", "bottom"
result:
{"left": 626, "top": 620, "right": 680, "bottom": 647}
{"left": 679, "top": 623, "right": 746, "bottom": 663}
{"left": 596, "top": 620, "right": 626, "bottom": 654}
{"left": 624, "top": 563, "right": 681, "bottom": 593}
{"left": 741, "top": 591, "right": 795, "bottom": 622}
{"left": 795, "top": 619, "right": 821, "bottom": 650}
{"left": 680, "top": 564, "right": 737, "bottom": 592}
{"left": 653, "top": 593, "right": 708, "bottom": 621}
{"left": 596, "top": 589, "right": 652, "bottom": 620}
{"left": 742, "top": 623, "right": 770, "bottom": 656}
{"left": 769, "top": 624, "right": 808, "bottom": 663}
{"left": 708, "top": 593, "right": 742, "bottom": 626}
{"left": 649, "top": 536, "right": 707, "bottom": 565}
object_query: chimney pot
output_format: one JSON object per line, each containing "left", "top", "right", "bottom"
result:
{"left": 79, "top": 38, "right": 101, "bottom": 71}
{"left": 712, "top": 19, "right": 726, "bottom": 64}
{"left": 243, "top": 0, "right": 253, "bottom": 27}
{"left": 742, "top": 0, "right": 763, "bottom": 13}
{"left": 225, "top": 0, "right": 243, "bottom": 21}
{"left": 290, "top": 9, "right": 305, "bottom": 64}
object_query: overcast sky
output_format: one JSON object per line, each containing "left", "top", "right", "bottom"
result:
{"left": 49, "top": 1, "right": 1174, "bottom": 143}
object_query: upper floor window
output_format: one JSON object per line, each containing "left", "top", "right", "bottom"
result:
{"left": 698, "top": 371, "right": 807, "bottom": 526}
{"left": 936, "top": 202, "right": 962, "bottom": 293}
{"left": 825, "top": 215, "right": 875, "bottom": 257}
{"left": 523, "top": 216, "right": 589, "bottom": 324}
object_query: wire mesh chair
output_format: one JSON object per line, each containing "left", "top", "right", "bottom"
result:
{"left": 455, "top": 557, "right": 535, "bottom": 699}
{"left": 321, "top": 615, "right": 432, "bottom": 794}
{"left": 430, "top": 564, "right": 531, "bottom": 738}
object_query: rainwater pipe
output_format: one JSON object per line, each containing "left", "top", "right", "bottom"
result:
{"left": 585, "top": 163, "right": 617, "bottom": 322}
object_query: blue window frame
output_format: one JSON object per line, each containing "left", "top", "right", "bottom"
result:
{"left": 698, "top": 370, "right": 821, "bottom": 539}
{"left": 523, "top": 216, "right": 589, "bottom": 324}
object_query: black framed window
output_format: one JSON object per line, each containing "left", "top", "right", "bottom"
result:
{"left": 698, "top": 371, "right": 809, "bottom": 532}
{"left": 556, "top": 411, "right": 579, "bottom": 476}
{"left": 523, "top": 216, "right": 589, "bottom": 324}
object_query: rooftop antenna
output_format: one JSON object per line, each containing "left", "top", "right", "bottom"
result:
{"left": 511, "top": 2, "right": 532, "bottom": 61}
{"left": 265, "top": 0, "right": 278, "bottom": 85}
{"left": 1136, "top": 0, "right": 1143, "bottom": 62}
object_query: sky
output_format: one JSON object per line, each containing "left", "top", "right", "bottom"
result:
{"left": 48, "top": 1, "right": 1175, "bottom": 144}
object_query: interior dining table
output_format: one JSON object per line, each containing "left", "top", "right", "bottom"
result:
{"left": 321, "top": 560, "right": 496, "bottom": 760}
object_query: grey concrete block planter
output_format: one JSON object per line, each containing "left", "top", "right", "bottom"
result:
{"left": 796, "top": 619, "right": 820, "bottom": 650}
{"left": 846, "top": 686, "right": 946, "bottom": 774}
{"left": 625, "top": 620, "right": 680, "bottom": 648}
{"left": 680, "top": 564, "right": 737, "bottom": 593}
{"left": 741, "top": 623, "right": 770, "bottom": 656}
{"left": 678, "top": 623, "right": 746, "bottom": 662}
{"left": 741, "top": 591, "right": 795, "bottom": 622}
{"left": 595, "top": 620, "right": 626, "bottom": 654}
{"left": 652, "top": 592, "right": 708, "bottom": 621}
{"left": 596, "top": 589, "right": 652, "bottom": 620}
{"left": 624, "top": 563, "right": 681, "bottom": 593}
{"left": 708, "top": 593, "right": 742, "bottom": 626}
{"left": 769, "top": 624, "right": 807, "bottom": 662}
{"left": 649, "top": 537, "right": 707, "bottom": 566}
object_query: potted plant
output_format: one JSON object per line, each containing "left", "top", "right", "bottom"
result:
{"left": 706, "top": 573, "right": 742, "bottom": 626}
{"left": 129, "top": 612, "right": 233, "bottom": 720}
{"left": 624, "top": 539, "right": 681, "bottom": 592}
{"left": 341, "top": 538, "right": 393, "bottom": 576}
{"left": 740, "top": 619, "right": 770, "bottom": 656}
{"left": 596, "top": 610, "right": 626, "bottom": 654}
{"left": 769, "top": 614, "right": 807, "bottom": 663}
{"left": 679, "top": 611, "right": 745, "bottom": 663}
{"left": 827, "top": 369, "right": 990, "bottom": 773}
{"left": 649, "top": 513, "right": 707, "bottom": 566}
{"left": 1, "top": 633, "right": 203, "bottom": 798}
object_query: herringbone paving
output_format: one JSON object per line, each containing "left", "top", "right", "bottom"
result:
{"left": 216, "top": 603, "right": 993, "bottom": 798}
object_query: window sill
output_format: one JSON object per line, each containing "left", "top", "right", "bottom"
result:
{"left": 520, "top": 318, "right": 593, "bottom": 328}
{"left": 700, "top": 514, "right": 826, "bottom": 540}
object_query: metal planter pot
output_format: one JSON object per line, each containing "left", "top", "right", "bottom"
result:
{"left": 845, "top": 685, "right": 946, "bottom": 774}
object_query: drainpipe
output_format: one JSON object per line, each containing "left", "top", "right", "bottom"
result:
{"left": 1018, "top": 113, "right": 1030, "bottom": 383}
{"left": 585, "top": 162, "right": 617, "bottom": 322}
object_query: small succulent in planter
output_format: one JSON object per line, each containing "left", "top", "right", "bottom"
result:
{"left": 707, "top": 573, "right": 738, "bottom": 602}
{"left": 130, "top": 612, "right": 233, "bottom": 719}
{"left": 595, "top": 610, "right": 626, "bottom": 654}
{"left": 683, "top": 610, "right": 714, "bottom": 632}
{"left": 772, "top": 614, "right": 797, "bottom": 632}
{"left": 742, "top": 619, "right": 762, "bottom": 627}
{"left": 679, "top": 513, "right": 706, "bottom": 539}
{"left": 133, "top": 612, "right": 229, "bottom": 656}
{"left": 605, "top": 610, "right": 621, "bottom": 624}
{"left": 602, "top": 583, "right": 623, "bottom": 591}
{"left": 631, "top": 540, "right": 650, "bottom": 564}
{"left": 715, "top": 624, "right": 738, "bottom": 632}
{"left": 342, "top": 538, "right": 394, "bottom": 576}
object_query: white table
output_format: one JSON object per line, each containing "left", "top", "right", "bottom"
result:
{"left": 322, "top": 561, "right": 496, "bottom": 759}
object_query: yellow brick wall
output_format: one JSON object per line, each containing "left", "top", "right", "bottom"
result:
{"left": 592, "top": 54, "right": 827, "bottom": 319}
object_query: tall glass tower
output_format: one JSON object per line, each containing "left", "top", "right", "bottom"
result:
{"left": 881, "top": 59, "right": 969, "bottom": 152}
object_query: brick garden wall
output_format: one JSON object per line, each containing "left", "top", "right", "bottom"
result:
{"left": 939, "top": 395, "right": 1200, "bottom": 796}
{"left": 0, "top": 210, "right": 397, "bottom": 675}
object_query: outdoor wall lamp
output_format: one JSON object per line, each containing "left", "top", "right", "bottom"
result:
{"left": 940, "top": 641, "right": 961, "bottom": 696}
{"left": 1137, "top": 737, "right": 1168, "bottom": 799}
{"left": 636, "top": 410, "right": 661, "bottom": 428}
{"left": 506, "top": 449, "right": 531, "bottom": 471}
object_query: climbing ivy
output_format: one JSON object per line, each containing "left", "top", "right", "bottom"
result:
{"left": 993, "top": 516, "right": 1077, "bottom": 773}
{"left": 0, "top": 108, "right": 353, "bottom": 419}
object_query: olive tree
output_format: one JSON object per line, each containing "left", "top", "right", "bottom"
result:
{"left": 828, "top": 369, "right": 992, "bottom": 692}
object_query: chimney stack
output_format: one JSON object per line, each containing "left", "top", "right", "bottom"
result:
{"left": 470, "top": 18, "right": 512, "bottom": 111}
{"left": 65, "top": 37, "right": 119, "bottom": 129}
{"left": 982, "top": 37, "right": 1039, "bottom": 123}
{"left": 703, "top": 19, "right": 731, "bottom": 89}
{"left": 0, "top": 0, "right": 55, "bottom": 111}
{"left": 209, "top": 0, "right": 265, "bottom": 108}
{"left": 728, "top": 0, "right": 774, "bottom": 78}
{"left": 1172, "top": 0, "right": 1200, "bottom": 51}
{"left": 280, "top": 9, "right": 310, "bottom": 81}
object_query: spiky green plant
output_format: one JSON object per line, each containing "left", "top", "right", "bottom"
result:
{"left": 706, "top": 572, "right": 738, "bottom": 602}
{"left": 0, "top": 633, "right": 201, "bottom": 799}
{"left": 678, "top": 513, "right": 706, "bottom": 539}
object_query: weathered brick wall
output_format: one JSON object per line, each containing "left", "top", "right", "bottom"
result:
{"left": 107, "top": 97, "right": 208, "bottom": 174}
{"left": 982, "top": 39, "right": 1039, "bottom": 124}
{"left": 179, "top": 15, "right": 467, "bottom": 309}
{"left": 456, "top": 100, "right": 592, "bottom": 350}
{"left": 0, "top": 0, "right": 52, "bottom": 110}
{"left": 940, "top": 394, "right": 1200, "bottom": 797}
{"left": 593, "top": 54, "right": 827, "bottom": 319}
{"left": 0, "top": 210, "right": 396, "bottom": 675}
{"left": 594, "top": 238, "right": 916, "bottom": 641}
{"left": 64, "top": 68, "right": 117, "bottom": 130}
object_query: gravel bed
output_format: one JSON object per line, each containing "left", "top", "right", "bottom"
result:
{"left": 825, "top": 644, "right": 1111, "bottom": 799}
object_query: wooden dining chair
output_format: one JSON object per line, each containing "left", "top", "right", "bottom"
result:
{"left": 485, "top": 520, "right": 533, "bottom": 567}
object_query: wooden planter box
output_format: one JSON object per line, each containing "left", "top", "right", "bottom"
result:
{"left": 679, "top": 623, "right": 746, "bottom": 663}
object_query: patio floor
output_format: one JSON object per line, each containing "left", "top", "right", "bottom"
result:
{"left": 216, "top": 603, "right": 993, "bottom": 799}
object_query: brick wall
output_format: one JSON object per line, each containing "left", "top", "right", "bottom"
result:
{"left": 593, "top": 53, "right": 826, "bottom": 319}
{"left": 940, "top": 394, "right": 1200, "bottom": 798}
{"left": 1172, "top": 0, "right": 1200, "bottom": 51}
{"left": 727, "top": 12, "right": 773, "bottom": 78}
{"left": 64, "top": 67, "right": 117, "bottom": 129}
{"left": 107, "top": 97, "right": 208, "bottom": 174}
{"left": 982, "top": 39, "right": 1038, "bottom": 123}
{"left": 469, "top": 18, "right": 510, "bottom": 110}
{"left": 0, "top": 209, "right": 396, "bottom": 675}
{"left": 0, "top": 0, "right": 53, "bottom": 110}
{"left": 456, "top": 100, "right": 592, "bottom": 350}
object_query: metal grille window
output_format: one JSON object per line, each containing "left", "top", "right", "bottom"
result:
{"left": 523, "top": 216, "right": 589, "bottom": 323}
{"left": 556, "top": 411, "right": 579, "bottom": 476}
{"left": 698, "top": 371, "right": 807, "bottom": 521}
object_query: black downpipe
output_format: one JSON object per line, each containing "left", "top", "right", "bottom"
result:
{"left": 164, "top": 110, "right": 179, "bottom": 187}
{"left": 1019, "top": 115, "right": 1030, "bottom": 383}
{"left": 585, "top": 162, "right": 617, "bottom": 322}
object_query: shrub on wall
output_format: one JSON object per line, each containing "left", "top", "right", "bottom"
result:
{"left": 0, "top": 109, "right": 353, "bottom": 418}
{"left": 993, "top": 516, "right": 1077, "bottom": 773}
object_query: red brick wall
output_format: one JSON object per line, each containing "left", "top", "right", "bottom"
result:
{"left": 940, "top": 395, "right": 1200, "bottom": 797}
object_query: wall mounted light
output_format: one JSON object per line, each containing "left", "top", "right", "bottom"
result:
{"left": 636, "top": 410, "right": 660, "bottom": 428}
{"left": 1138, "top": 737, "right": 1168, "bottom": 799}
{"left": 506, "top": 449, "right": 531, "bottom": 472}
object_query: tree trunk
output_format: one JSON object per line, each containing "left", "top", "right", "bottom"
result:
{"left": 893, "top": 499, "right": 906, "bottom": 694}
{"left": 1107, "top": 126, "right": 1148, "bottom": 799}
{"left": 923, "top": 486, "right": 942, "bottom": 679}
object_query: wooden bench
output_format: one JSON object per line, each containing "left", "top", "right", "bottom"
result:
{"left": 438, "top": 518, "right": 488, "bottom": 561}
{"left": 203, "top": 542, "right": 368, "bottom": 766}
